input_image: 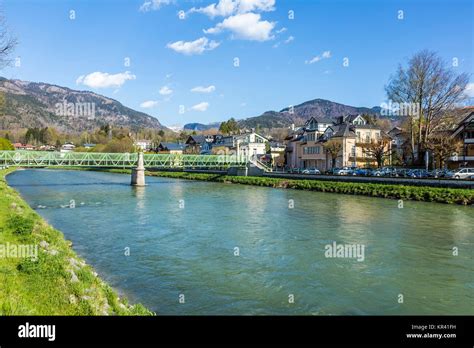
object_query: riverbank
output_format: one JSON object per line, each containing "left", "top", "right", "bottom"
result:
{"left": 98, "top": 168, "right": 473, "bottom": 205}
{"left": 0, "top": 168, "right": 153, "bottom": 315}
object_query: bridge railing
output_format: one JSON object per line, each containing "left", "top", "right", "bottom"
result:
{"left": 0, "top": 151, "right": 247, "bottom": 168}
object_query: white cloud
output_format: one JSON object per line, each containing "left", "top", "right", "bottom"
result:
{"left": 204, "top": 12, "right": 275, "bottom": 41}
{"left": 190, "top": 102, "right": 209, "bottom": 111}
{"left": 139, "top": 0, "right": 172, "bottom": 12}
{"left": 140, "top": 100, "right": 159, "bottom": 108}
{"left": 305, "top": 50, "right": 332, "bottom": 64}
{"left": 465, "top": 83, "right": 474, "bottom": 98}
{"left": 167, "top": 37, "right": 220, "bottom": 55}
{"left": 76, "top": 71, "right": 136, "bottom": 89}
{"left": 273, "top": 35, "right": 294, "bottom": 48}
{"left": 276, "top": 27, "right": 287, "bottom": 34}
{"left": 159, "top": 86, "right": 173, "bottom": 95}
{"left": 322, "top": 51, "right": 331, "bottom": 59}
{"left": 189, "top": 0, "right": 275, "bottom": 18}
{"left": 191, "top": 85, "right": 216, "bottom": 93}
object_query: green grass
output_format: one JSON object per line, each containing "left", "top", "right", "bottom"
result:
{"left": 135, "top": 170, "right": 473, "bottom": 205}
{"left": 0, "top": 168, "right": 154, "bottom": 315}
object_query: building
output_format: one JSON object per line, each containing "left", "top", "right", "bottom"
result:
{"left": 134, "top": 140, "right": 153, "bottom": 151}
{"left": 13, "top": 143, "right": 36, "bottom": 151}
{"left": 60, "top": 143, "right": 75, "bottom": 153}
{"left": 284, "top": 127, "right": 305, "bottom": 169}
{"left": 298, "top": 117, "right": 333, "bottom": 169}
{"left": 449, "top": 111, "right": 474, "bottom": 168}
{"left": 260, "top": 141, "right": 286, "bottom": 168}
{"left": 238, "top": 132, "right": 268, "bottom": 159}
{"left": 284, "top": 114, "right": 391, "bottom": 170}
{"left": 83, "top": 143, "right": 96, "bottom": 149}
{"left": 157, "top": 142, "right": 185, "bottom": 154}
{"left": 184, "top": 135, "right": 214, "bottom": 154}
{"left": 211, "top": 132, "right": 268, "bottom": 159}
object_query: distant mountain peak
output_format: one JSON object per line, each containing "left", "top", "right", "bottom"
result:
{"left": 0, "top": 77, "right": 167, "bottom": 132}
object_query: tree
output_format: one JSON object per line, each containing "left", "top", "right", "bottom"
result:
{"left": 219, "top": 118, "right": 239, "bottom": 135}
{"left": 385, "top": 50, "right": 469, "bottom": 164}
{"left": 425, "top": 134, "right": 461, "bottom": 169}
{"left": 0, "top": 13, "right": 16, "bottom": 69}
{"left": 103, "top": 138, "right": 134, "bottom": 153}
{"left": 0, "top": 137, "right": 14, "bottom": 150}
{"left": 361, "top": 140, "right": 393, "bottom": 168}
{"left": 323, "top": 139, "right": 342, "bottom": 168}
{"left": 265, "top": 141, "right": 271, "bottom": 153}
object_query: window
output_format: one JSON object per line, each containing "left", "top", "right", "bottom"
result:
{"left": 303, "top": 146, "right": 320, "bottom": 155}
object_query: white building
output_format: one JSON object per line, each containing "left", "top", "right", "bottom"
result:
{"left": 236, "top": 132, "right": 268, "bottom": 159}
{"left": 212, "top": 132, "right": 269, "bottom": 159}
{"left": 134, "top": 140, "right": 153, "bottom": 151}
{"left": 60, "top": 143, "right": 75, "bottom": 153}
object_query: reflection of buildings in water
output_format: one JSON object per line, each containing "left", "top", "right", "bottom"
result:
{"left": 169, "top": 181, "right": 185, "bottom": 198}
{"left": 331, "top": 198, "right": 386, "bottom": 245}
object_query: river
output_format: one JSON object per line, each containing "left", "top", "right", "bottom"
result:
{"left": 7, "top": 169, "right": 474, "bottom": 315}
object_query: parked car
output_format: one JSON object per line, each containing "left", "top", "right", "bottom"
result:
{"left": 445, "top": 168, "right": 474, "bottom": 180}
{"left": 326, "top": 167, "right": 339, "bottom": 175}
{"left": 406, "top": 169, "right": 429, "bottom": 178}
{"left": 428, "top": 169, "right": 451, "bottom": 178}
{"left": 334, "top": 167, "right": 352, "bottom": 175}
{"left": 353, "top": 168, "right": 372, "bottom": 176}
{"left": 302, "top": 168, "right": 321, "bottom": 175}
{"left": 391, "top": 168, "right": 408, "bottom": 177}
{"left": 371, "top": 168, "right": 389, "bottom": 177}
{"left": 288, "top": 168, "right": 301, "bottom": 174}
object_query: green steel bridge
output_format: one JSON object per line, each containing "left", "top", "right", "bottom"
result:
{"left": 0, "top": 151, "right": 248, "bottom": 169}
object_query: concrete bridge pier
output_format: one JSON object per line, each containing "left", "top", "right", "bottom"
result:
{"left": 131, "top": 152, "right": 146, "bottom": 186}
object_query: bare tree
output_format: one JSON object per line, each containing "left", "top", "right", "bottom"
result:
{"left": 0, "top": 12, "right": 16, "bottom": 69}
{"left": 385, "top": 50, "right": 469, "bottom": 164}
{"left": 361, "top": 139, "right": 393, "bottom": 168}
{"left": 323, "top": 139, "right": 342, "bottom": 168}
{"left": 425, "top": 134, "right": 461, "bottom": 169}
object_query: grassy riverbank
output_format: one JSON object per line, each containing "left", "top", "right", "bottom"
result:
{"left": 98, "top": 168, "right": 474, "bottom": 205}
{"left": 0, "top": 168, "right": 153, "bottom": 315}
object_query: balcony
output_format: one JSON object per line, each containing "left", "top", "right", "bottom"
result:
{"left": 449, "top": 154, "right": 474, "bottom": 161}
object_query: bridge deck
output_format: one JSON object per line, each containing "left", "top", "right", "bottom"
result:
{"left": 0, "top": 151, "right": 247, "bottom": 169}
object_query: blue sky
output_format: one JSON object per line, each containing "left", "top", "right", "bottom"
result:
{"left": 2, "top": 0, "right": 473, "bottom": 127}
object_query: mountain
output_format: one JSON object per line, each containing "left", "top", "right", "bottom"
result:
{"left": 238, "top": 98, "right": 382, "bottom": 129}
{"left": 183, "top": 122, "right": 221, "bottom": 131}
{"left": 0, "top": 78, "right": 167, "bottom": 132}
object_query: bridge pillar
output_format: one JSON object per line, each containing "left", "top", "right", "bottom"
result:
{"left": 131, "top": 152, "right": 146, "bottom": 186}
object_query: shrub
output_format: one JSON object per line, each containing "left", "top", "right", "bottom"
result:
{"left": 146, "top": 171, "right": 474, "bottom": 205}
{"left": 8, "top": 215, "right": 35, "bottom": 235}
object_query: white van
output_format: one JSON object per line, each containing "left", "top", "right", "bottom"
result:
{"left": 446, "top": 168, "right": 474, "bottom": 179}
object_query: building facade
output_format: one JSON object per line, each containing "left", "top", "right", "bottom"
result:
{"left": 284, "top": 114, "right": 390, "bottom": 170}
{"left": 450, "top": 111, "right": 474, "bottom": 168}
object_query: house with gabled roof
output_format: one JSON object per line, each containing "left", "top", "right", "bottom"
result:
{"left": 184, "top": 135, "right": 214, "bottom": 154}
{"left": 449, "top": 110, "right": 474, "bottom": 167}
{"left": 157, "top": 142, "right": 185, "bottom": 154}
{"left": 284, "top": 114, "right": 391, "bottom": 170}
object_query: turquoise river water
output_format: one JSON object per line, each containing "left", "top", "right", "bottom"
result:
{"left": 7, "top": 169, "right": 474, "bottom": 315}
